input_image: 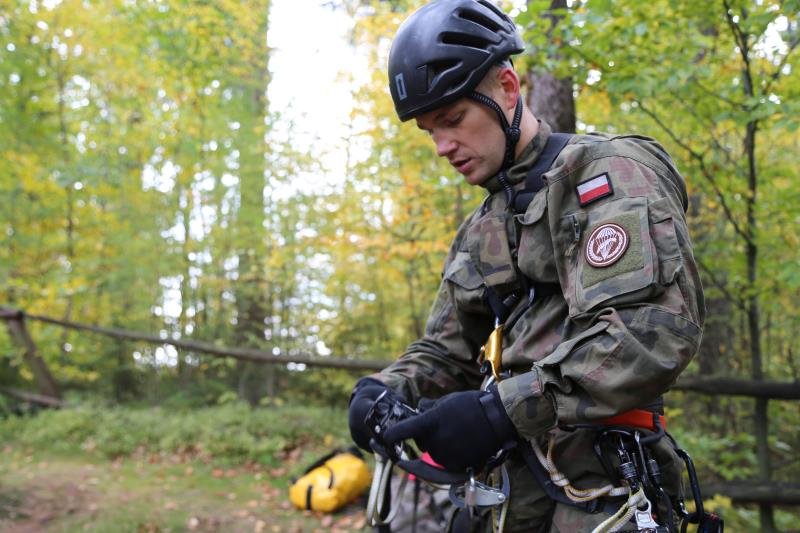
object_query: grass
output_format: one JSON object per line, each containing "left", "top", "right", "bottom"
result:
{"left": 2, "top": 402, "right": 796, "bottom": 532}
{"left": 0, "top": 403, "right": 368, "bottom": 532}
{"left": 0, "top": 402, "right": 351, "bottom": 464}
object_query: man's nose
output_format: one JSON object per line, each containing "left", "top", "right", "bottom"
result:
{"left": 433, "top": 133, "right": 457, "bottom": 157}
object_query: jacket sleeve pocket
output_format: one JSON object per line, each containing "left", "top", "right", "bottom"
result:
{"left": 535, "top": 320, "right": 610, "bottom": 369}
{"left": 648, "top": 196, "right": 682, "bottom": 285}
{"left": 562, "top": 196, "right": 656, "bottom": 316}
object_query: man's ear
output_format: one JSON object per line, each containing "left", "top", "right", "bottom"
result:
{"left": 497, "top": 67, "right": 521, "bottom": 112}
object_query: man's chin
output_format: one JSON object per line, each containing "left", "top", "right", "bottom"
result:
{"left": 462, "top": 171, "right": 490, "bottom": 186}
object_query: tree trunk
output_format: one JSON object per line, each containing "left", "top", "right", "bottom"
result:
{"left": 1, "top": 310, "right": 61, "bottom": 400}
{"left": 726, "top": 2, "right": 774, "bottom": 527}
{"left": 526, "top": 71, "right": 575, "bottom": 133}
{"left": 233, "top": 7, "right": 272, "bottom": 405}
{"left": 525, "top": 0, "right": 576, "bottom": 133}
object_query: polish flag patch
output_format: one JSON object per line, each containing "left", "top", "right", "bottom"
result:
{"left": 576, "top": 173, "right": 613, "bottom": 206}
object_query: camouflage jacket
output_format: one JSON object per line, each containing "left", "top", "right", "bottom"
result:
{"left": 372, "top": 121, "right": 705, "bottom": 441}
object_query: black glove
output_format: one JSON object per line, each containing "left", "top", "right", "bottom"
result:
{"left": 382, "top": 388, "right": 517, "bottom": 472}
{"left": 348, "top": 377, "right": 397, "bottom": 451}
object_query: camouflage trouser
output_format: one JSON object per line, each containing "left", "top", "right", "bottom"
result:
{"left": 500, "top": 427, "right": 684, "bottom": 533}
{"left": 387, "top": 475, "right": 451, "bottom": 533}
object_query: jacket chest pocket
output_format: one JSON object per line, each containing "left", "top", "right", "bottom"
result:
{"left": 557, "top": 195, "right": 680, "bottom": 317}
{"left": 516, "top": 192, "right": 560, "bottom": 284}
{"left": 443, "top": 251, "right": 486, "bottom": 313}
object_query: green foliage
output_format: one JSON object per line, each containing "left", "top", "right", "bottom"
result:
{"left": 1, "top": 1, "right": 798, "bottom": 527}
{"left": 0, "top": 403, "right": 350, "bottom": 466}
{"left": 518, "top": 0, "right": 800, "bottom": 343}
{"left": 671, "top": 427, "right": 758, "bottom": 482}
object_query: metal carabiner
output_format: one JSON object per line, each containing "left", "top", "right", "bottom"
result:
{"left": 634, "top": 497, "right": 661, "bottom": 531}
{"left": 479, "top": 319, "right": 504, "bottom": 381}
{"left": 448, "top": 466, "right": 510, "bottom": 509}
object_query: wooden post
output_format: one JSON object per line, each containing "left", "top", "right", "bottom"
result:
{"left": 0, "top": 307, "right": 61, "bottom": 400}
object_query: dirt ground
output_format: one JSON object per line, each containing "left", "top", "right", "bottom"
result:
{"left": 0, "top": 447, "right": 369, "bottom": 532}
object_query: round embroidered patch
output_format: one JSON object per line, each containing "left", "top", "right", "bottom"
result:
{"left": 585, "top": 223, "right": 629, "bottom": 268}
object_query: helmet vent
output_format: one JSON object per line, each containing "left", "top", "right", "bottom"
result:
{"left": 476, "top": 0, "right": 507, "bottom": 23}
{"left": 447, "top": 73, "right": 470, "bottom": 94}
{"left": 457, "top": 6, "right": 503, "bottom": 33}
{"left": 441, "top": 31, "right": 493, "bottom": 50}
{"left": 424, "top": 59, "right": 461, "bottom": 90}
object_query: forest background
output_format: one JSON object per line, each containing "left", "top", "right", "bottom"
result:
{"left": 1, "top": 0, "right": 798, "bottom": 531}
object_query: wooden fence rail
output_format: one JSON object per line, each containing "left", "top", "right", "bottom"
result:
{"left": 2, "top": 306, "right": 799, "bottom": 507}
{"left": 5, "top": 307, "right": 798, "bottom": 399}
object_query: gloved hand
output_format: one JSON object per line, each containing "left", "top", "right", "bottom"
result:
{"left": 382, "top": 388, "right": 517, "bottom": 472}
{"left": 348, "top": 377, "right": 397, "bottom": 451}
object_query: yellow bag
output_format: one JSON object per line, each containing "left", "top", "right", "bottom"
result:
{"left": 289, "top": 447, "right": 371, "bottom": 512}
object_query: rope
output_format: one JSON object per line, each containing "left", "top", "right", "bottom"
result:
{"left": 591, "top": 487, "right": 647, "bottom": 533}
{"left": 531, "top": 434, "right": 628, "bottom": 503}
{"left": 366, "top": 454, "right": 410, "bottom": 526}
{"left": 490, "top": 467, "right": 510, "bottom": 533}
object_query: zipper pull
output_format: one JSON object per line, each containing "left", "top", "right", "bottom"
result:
{"left": 572, "top": 214, "right": 581, "bottom": 242}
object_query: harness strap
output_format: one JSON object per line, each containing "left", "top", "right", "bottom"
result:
{"left": 512, "top": 132, "right": 573, "bottom": 213}
{"left": 599, "top": 409, "right": 667, "bottom": 432}
{"left": 395, "top": 457, "right": 470, "bottom": 486}
{"left": 482, "top": 132, "right": 573, "bottom": 325}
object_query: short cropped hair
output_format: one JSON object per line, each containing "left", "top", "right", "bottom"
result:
{"left": 475, "top": 60, "right": 515, "bottom": 94}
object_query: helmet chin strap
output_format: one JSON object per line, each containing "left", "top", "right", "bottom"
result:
{"left": 467, "top": 92, "right": 523, "bottom": 173}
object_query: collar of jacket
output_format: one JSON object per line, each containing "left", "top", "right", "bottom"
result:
{"left": 481, "top": 120, "right": 552, "bottom": 194}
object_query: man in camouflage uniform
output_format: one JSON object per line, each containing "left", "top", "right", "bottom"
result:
{"left": 348, "top": 0, "right": 704, "bottom": 531}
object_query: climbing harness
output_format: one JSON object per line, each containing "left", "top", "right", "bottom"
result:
{"left": 524, "top": 414, "right": 724, "bottom": 533}
{"left": 531, "top": 434, "right": 629, "bottom": 505}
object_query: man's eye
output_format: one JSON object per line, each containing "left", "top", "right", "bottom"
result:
{"left": 445, "top": 113, "right": 463, "bottom": 127}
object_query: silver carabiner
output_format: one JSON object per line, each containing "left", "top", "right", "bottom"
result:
{"left": 448, "top": 466, "right": 510, "bottom": 509}
{"left": 634, "top": 497, "right": 660, "bottom": 531}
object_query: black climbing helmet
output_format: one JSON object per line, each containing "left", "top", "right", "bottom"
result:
{"left": 388, "top": 0, "right": 524, "bottom": 122}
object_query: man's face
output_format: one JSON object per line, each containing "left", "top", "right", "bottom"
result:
{"left": 415, "top": 98, "right": 505, "bottom": 186}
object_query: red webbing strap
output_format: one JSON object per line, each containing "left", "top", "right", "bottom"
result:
{"left": 599, "top": 409, "right": 666, "bottom": 431}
